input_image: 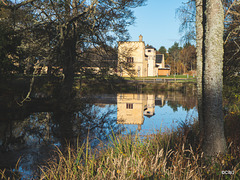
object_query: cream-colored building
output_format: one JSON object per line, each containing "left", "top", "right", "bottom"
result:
{"left": 118, "top": 35, "right": 169, "bottom": 77}
{"left": 118, "top": 35, "right": 148, "bottom": 77}
{"left": 145, "top": 45, "right": 158, "bottom": 76}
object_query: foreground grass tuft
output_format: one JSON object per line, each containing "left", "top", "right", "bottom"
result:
{"left": 37, "top": 118, "right": 240, "bottom": 180}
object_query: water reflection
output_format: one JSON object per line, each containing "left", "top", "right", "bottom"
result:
{"left": 116, "top": 93, "right": 164, "bottom": 131}
{"left": 0, "top": 89, "right": 197, "bottom": 178}
{"left": 0, "top": 94, "right": 120, "bottom": 178}
{"left": 117, "top": 94, "right": 147, "bottom": 131}
{"left": 0, "top": 112, "right": 57, "bottom": 179}
{"left": 116, "top": 92, "right": 197, "bottom": 134}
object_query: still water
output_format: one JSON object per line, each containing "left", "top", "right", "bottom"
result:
{"left": 94, "top": 92, "right": 197, "bottom": 135}
{"left": 0, "top": 91, "right": 197, "bottom": 178}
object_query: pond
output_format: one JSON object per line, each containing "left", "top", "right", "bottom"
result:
{"left": 0, "top": 89, "right": 197, "bottom": 179}
{"left": 92, "top": 91, "right": 197, "bottom": 135}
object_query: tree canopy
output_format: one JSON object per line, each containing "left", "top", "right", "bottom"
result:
{"left": 0, "top": 0, "right": 146, "bottom": 78}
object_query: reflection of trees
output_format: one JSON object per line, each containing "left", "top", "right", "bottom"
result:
{"left": 0, "top": 104, "right": 119, "bottom": 151}
{"left": 167, "top": 101, "right": 181, "bottom": 112}
{"left": 0, "top": 82, "right": 198, "bottom": 178}
{"left": 0, "top": 112, "right": 54, "bottom": 152}
{"left": 21, "top": 112, "right": 53, "bottom": 144}
{"left": 53, "top": 110, "right": 74, "bottom": 147}
{"left": 52, "top": 90, "right": 120, "bottom": 148}
{"left": 164, "top": 91, "right": 197, "bottom": 112}
{"left": 76, "top": 104, "right": 120, "bottom": 146}
{"left": 0, "top": 93, "right": 120, "bottom": 176}
{"left": 0, "top": 112, "right": 56, "bottom": 177}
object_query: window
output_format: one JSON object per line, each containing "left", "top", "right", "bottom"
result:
{"left": 127, "top": 57, "right": 134, "bottom": 63}
{"left": 126, "top": 103, "right": 133, "bottom": 109}
{"left": 148, "top": 50, "right": 151, "bottom": 52}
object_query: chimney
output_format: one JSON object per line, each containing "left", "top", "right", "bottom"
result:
{"left": 139, "top": 34, "right": 143, "bottom": 42}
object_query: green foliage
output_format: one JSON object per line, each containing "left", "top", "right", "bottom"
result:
{"left": 158, "top": 46, "right": 168, "bottom": 59}
{"left": 158, "top": 46, "right": 167, "bottom": 54}
{"left": 168, "top": 42, "right": 182, "bottom": 55}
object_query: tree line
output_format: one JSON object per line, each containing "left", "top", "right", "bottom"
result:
{"left": 158, "top": 42, "right": 196, "bottom": 75}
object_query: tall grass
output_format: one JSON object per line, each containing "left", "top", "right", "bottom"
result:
{"left": 37, "top": 117, "right": 240, "bottom": 180}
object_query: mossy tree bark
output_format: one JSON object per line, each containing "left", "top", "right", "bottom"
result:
{"left": 200, "top": 0, "right": 227, "bottom": 156}
{"left": 196, "top": 0, "right": 204, "bottom": 139}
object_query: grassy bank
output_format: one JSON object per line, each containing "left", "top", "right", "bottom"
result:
{"left": 78, "top": 77, "right": 197, "bottom": 94}
{"left": 124, "top": 75, "right": 195, "bottom": 79}
{"left": 0, "top": 75, "right": 196, "bottom": 96}
{"left": 1, "top": 113, "right": 236, "bottom": 179}
{"left": 139, "top": 82, "right": 196, "bottom": 93}
{"left": 124, "top": 75, "right": 196, "bottom": 83}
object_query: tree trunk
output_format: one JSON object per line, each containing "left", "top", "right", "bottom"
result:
{"left": 196, "top": 0, "right": 204, "bottom": 139}
{"left": 47, "top": 65, "right": 52, "bottom": 76}
{"left": 202, "top": 0, "right": 226, "bottom": 156}
{"left": 56, "top": 36, "right": 76, "bottom": 147}
{"left": 62, "top": 37, "right": 75, "bottom": 91}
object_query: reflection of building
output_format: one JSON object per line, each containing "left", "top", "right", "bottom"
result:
{"left": 155, "top": 94, "right": 166, "bottom": 107}
{"left": 117, "top": 93, "right": 147, "bottom": 131}
{"left": 144, "top": 94, "right": 155, "bottom": 117}
{"left": 117, "top": 93, "right": 157, "bottom": 131}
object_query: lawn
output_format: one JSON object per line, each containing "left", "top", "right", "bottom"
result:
{"left": 124, "top": 75, "right": 196, "bottom": 80}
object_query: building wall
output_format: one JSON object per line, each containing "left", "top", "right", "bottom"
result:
{"left": 158, "top": 69, "right": 171, "bottom": 76}
{"left": 156, "top": 54, "right": 165, "bottom": 69}
{"left": 161, "top": 54, "right": 165, "bottom": 68}
{"left": 118, "top": 41, "right": 148, "bottom": 77}
{"left": 145, "top": 48, "right": 157, "bottom": 76}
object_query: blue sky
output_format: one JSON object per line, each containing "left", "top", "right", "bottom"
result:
{"left": 128, "top": 0, "right": 188, "bottom": 50}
